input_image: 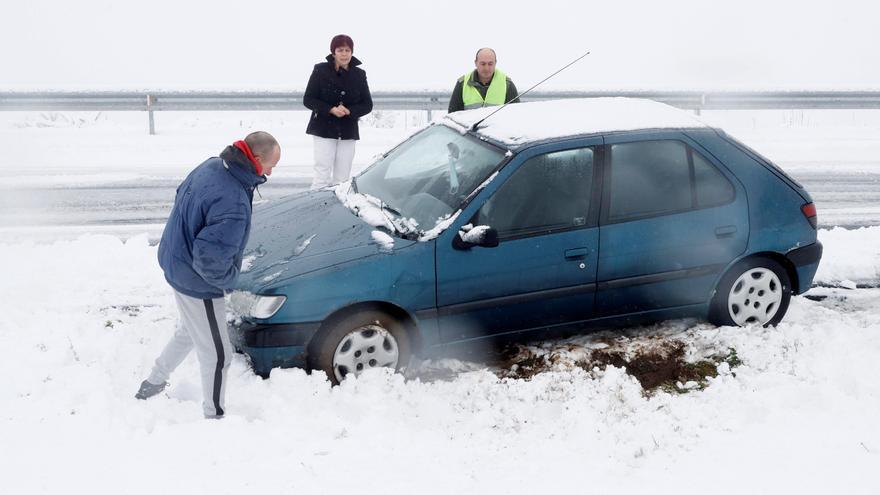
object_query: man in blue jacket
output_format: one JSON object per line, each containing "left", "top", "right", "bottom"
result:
{"left": 135, "top": 131, "right": 281, "bottom": 418}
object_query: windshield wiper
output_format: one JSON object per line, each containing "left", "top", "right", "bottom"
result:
{"left": 351, "top": 175, "right": 358, "bottom": 193}
{"left": 381, "top": 202, "right": 403, "bottom": 217}
{"left": 378, "top": 201, "right": 421, "bottom": 240}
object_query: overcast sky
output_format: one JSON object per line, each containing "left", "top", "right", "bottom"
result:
{"left": 3, "top": 0, "right": 879, "bottom": 91}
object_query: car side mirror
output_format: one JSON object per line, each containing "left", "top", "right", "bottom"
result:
{"left": 453, "top": 225, "right": 499, "bottom": 250}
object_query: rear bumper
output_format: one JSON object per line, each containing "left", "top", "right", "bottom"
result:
{"left": 788, "top": 241, "right": 823, "bottom": 267}
{"left": 787, "top": 241, "right": 823, "bottom": 294}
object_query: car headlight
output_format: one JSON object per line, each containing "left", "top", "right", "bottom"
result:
{"left": 228, "top": 291, "right": 287, "bottom": 319}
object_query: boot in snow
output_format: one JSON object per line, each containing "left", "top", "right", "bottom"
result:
{"left": 135, "top": 380, "right": 167, "bottom": 400}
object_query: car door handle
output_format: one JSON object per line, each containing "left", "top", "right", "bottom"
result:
{"left": 564, "top": 248, "right": 589, "bottom": 260}
{"left": 715, "top": 225, "right": 738, "bottom": 238}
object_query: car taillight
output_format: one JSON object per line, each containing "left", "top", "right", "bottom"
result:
{"left": 801, "top": 202, "right": 817, "bottom": 229}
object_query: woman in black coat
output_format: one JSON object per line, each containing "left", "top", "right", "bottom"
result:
{"left": 304, "top": 34, "right": 373, "bottom": 189}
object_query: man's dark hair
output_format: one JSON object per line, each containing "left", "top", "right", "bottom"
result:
{"left": 244, "top": 131, "right": 279, "bottom": 157}
{"left": 474, "top": 47, "right": 497, "bottom": 62}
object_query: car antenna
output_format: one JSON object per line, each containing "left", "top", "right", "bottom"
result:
{"left": 469, "top": 50, "right": 591, "bottom": 132}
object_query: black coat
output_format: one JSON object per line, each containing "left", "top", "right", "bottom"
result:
{"left": 303, "top": 55, "right": 373, "bottom": 140}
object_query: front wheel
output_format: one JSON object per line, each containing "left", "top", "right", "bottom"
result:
{"left": 308, "top": 310, "right": 411, "bottom": 385}
{"left": 709, "top": 258, "right": 792, "bottom": 327}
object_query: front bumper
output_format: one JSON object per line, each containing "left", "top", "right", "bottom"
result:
{"left": 787, "top": 241, "right": 823, "bottom": 294}
{"left": 230, "top": 321, "right": 322, "bottom": 376}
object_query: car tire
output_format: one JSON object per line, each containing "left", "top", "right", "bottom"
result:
{"left": 709, "top": 257, "right": 792, "bottom": 327}
{"left": 308, "top": 310, "right": 411, "bottom": 385}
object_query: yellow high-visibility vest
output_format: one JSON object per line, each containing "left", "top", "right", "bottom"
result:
{"left": 461, "top": 69, "right": 508, "bottom": 109}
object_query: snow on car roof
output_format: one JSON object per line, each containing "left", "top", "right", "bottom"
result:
{"left": 443, "top": 97, "right": 712, "bottom": 146}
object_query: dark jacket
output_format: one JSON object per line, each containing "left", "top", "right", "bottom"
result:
{"left": 304, "top": 55, "right": 373, "bottom": 140}
{"left": 157, "top": 146, "right": 267, "bottom": 299}
{"left": 448, "top": 70, "right": 520, "bottom": 113}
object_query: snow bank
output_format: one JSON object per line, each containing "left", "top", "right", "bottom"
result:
{"left": 817, "top": 226, "right": 880, "bottom": 285}
{"left": 0, "top": 110, "right": 416, "bottom": 179}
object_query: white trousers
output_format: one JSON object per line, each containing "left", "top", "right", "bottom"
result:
{"left": 311, "top": 136, "right": 356, "bottom": 190}
{"left": 148, "top": 289, "right": 232, "bottom": 417}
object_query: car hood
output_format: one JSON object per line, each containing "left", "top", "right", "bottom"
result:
{"left": 236, "top": 189, "right": 413, "bottom": 292}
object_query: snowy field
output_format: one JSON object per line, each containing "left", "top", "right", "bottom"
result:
{"left": 1, "top": 229, "right": 879, "bottom": 494}
{"left": 1, "top": 109, "right": 880, "bottom": 493}
{"left": 2, "top": 107, "right": 880, "bottom": 241}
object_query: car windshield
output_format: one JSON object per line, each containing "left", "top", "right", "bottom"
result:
{"left": 353, "top": 125, "right": 505, "bottom": 234}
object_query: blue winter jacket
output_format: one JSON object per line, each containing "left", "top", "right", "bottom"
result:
{"left": 158, "top": 146, "right": 267, "bottom": 299}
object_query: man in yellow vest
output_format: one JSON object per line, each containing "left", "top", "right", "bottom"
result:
{"left": 448, "top": 47, "right": 520, "bottom": 113}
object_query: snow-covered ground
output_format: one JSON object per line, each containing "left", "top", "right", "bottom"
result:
{"left": 0, "top": 228, "right": 878, "bottom": 494}
{"left": 1, "top": 109, "right": 880, "bottom": 493}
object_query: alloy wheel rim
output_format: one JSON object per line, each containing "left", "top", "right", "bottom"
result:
{"left": 332, "top": 324, "right": 400, "bottom": 382}
{"left": 727, "top": 267, "right": 783, "bottom": 326}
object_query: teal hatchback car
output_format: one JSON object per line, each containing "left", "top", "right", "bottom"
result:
{"left": 229, "top": 98, "right": 822, "bottom": 382}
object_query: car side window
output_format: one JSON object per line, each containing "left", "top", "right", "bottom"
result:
{"left": 476, "top": 148, "right": 593, "bottom": 238}
{"left": 693, "top": 150, "right": 734, "bottom": 207}
{"left": 608, "top": 140, "right": 734, "bottom": 222}
{"left": 608, "top": 141, "right": 691, "bottom": 221}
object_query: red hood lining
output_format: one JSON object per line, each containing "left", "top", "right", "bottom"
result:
{"left": 233, "top": 140, "right": 263, "bottom": 176}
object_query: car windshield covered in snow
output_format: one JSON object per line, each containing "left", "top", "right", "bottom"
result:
{"left": 353, "top": 125, "right": 505, "bottom": 234}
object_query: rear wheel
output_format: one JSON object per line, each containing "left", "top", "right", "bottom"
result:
{"left": 308, "top": 310, "right": 411, "bottom": 385}
{"left": 709, "top": 257, "right": 791, "bottom": 327}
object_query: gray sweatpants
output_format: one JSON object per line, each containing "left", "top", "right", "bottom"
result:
{"left": 148, "top": 289, "right": 232, "bottom": 417}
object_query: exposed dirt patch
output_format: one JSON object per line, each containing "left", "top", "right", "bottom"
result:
{"left": 499, "top": 338, "right": 742, "bottom": 394}
{"left": 586, "top": 340, "right": 722, "bottom": 392}
{"left": 407, "top": 322, "right": 747, "bottom": 390}
{"left": 500, "top": 351, "right": 550, "bottom": 381}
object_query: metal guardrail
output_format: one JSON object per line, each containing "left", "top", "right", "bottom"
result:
{"left": 3, "top": 90, "right": 880, "bottom": 134}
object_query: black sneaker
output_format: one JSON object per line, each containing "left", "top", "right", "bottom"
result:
{"left": 134, "top": 380, "right": 167, "bottom": 400}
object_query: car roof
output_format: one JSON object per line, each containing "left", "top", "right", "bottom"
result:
{"left": 442, "top": 97, "right": 713, "bottom": 148}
